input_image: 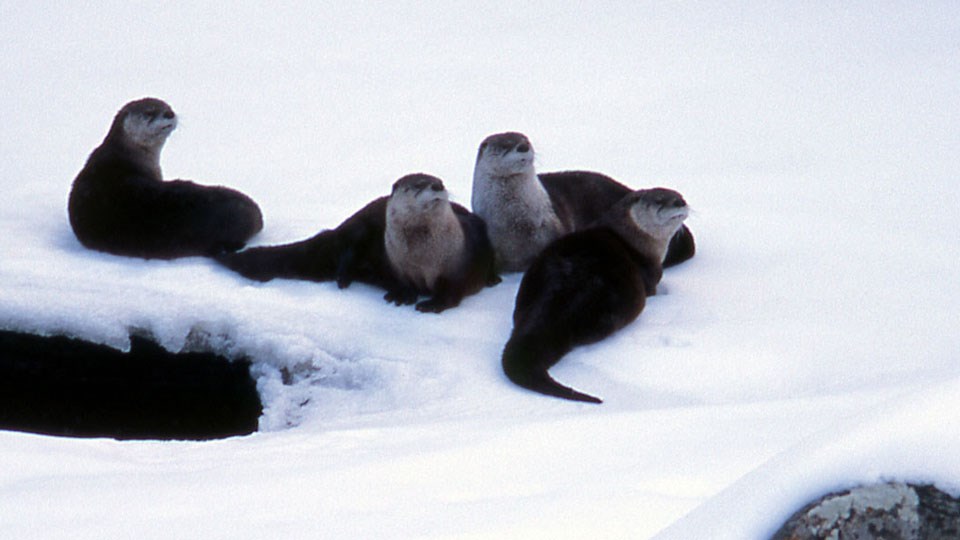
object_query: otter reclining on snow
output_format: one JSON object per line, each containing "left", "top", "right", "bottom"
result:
{"left": 68, "top": 98, "right": 263, "bottom": 259}
{"left": 501, "top": 187, "right": 690, "bottom": 403}
{"left": 471, "top": 131, "right": 695, "bottom": 273}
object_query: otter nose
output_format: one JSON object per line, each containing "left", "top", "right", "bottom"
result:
{"left": 673, "top": 198, "right": 686, "bottom": 208}
{"left": 163, "top": 110, "right": 175, "bottom": 120}
{"left": 430, "top": 182, "right": 444, "bottom": 192}
{"left": 516, "top": 143, "right": 530, "bottom": 153}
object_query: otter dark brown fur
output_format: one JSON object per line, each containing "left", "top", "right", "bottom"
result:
{"left": 68, "top": 98, "right": 263, "bottom": 259}
{"left": 501, "top": 188, "right": 690, "bottom": 403}
{"left": 216, "top": 174, "right": 499, "bottom": 313}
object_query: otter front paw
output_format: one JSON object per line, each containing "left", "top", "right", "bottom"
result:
{"left": 415, "top": 297, "right": 456, "bottom": 314}
{"left": 384, "top": 287, "right": 418, "bottom": 306}
{"left": 335, "top": 274, "right": 354, "bottom": 289}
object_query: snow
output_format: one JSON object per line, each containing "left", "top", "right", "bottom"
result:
{"left": 1, "top": 2, "right": 959, "bottom": 538}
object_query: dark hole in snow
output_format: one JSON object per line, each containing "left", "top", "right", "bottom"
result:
{"left": 0, "top": 330, "right": 261, "bottom": 441}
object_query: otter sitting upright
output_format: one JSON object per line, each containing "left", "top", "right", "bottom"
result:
{"left": 217, "top": 174, "right": 499, "bottom": 313}
{"left": 470, "top": 132, "right": 695, "bottom": 272}
{"left": 501, "top": 188, "right": 690, "bottom": 403}
{"left": 68, "top": 98, "right": 263, "bottom": 259}
{"left": 381, "top": 174, "right": 499, "bottom": 312}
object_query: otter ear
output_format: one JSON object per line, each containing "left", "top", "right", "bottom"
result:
{"left": 476, "top": 142, "right": 489, "bottom": 161}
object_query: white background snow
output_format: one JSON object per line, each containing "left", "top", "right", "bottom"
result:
{"left": 1, "top": 2, "right": 959, "bottom": 538}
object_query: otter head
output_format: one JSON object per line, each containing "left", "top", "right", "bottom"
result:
{"left": 389, "top": 173, "right": 450, "bottom": 216}
{"left": 473, "top": 132, "right": 535, "bottom": 180}
{"left": 110, "top": 98, "right": 178, "bottom": 154}
{"left": 620, "top": 188, "right": 690, "bottom": 261}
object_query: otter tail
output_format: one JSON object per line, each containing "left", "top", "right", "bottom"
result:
{"left": 501, "top": 335, "right": 603, "bottom": 404}
{"left": 215, "top": 231, "right": 340, "bottom": 283}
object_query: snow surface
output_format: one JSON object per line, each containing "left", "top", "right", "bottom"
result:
{"left": 2, "top": 2, "right": 959, "bottom": 538}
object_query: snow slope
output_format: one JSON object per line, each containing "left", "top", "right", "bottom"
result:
{"left": 1, "top": 2, "right": 958, "bottom": 538}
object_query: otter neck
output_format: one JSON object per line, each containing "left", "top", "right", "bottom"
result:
{"left": 129, "top": 141, "right": 164, "bottom": 179}
{"left": 472, "top": 167, "right": 565, "bottom": 272}
{"left": 105, "top": 128, "right": 165, "bottom": 179}
{"left": 603, "top": 209, "right": 673, "bottom": 263}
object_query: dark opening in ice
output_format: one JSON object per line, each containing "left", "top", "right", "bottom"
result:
{"left": 0, "top": 330, "right": 261, "bottom": 441}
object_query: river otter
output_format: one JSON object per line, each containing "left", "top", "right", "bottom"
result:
{"left": 217, "top": 174, "right": 499, "bottom": 313}
{"left": 471, "top": 131, "right": 695, "bottom": 272}
{"left": 68, "top": 98, "right": 262, "bottom": 258}
{"left": 501, "top": 188, "right": 690, "bottom": 403}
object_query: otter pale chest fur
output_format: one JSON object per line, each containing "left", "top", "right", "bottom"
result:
{"left": 501, "top": 187, "right": 690, "bottom": 403}
{"left": 470, "top": 132, "right": 695, "bottom": 272}
{"left": 68, "top": 98, "right": 263, "bottom": 259}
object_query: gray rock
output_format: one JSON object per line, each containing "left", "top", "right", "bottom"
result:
{"left": 771, "top": 482, "right": 960, "bottom": 540}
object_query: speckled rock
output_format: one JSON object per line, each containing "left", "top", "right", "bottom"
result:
{"left": 772, "top": 482, "right": 960, "bottom": 540}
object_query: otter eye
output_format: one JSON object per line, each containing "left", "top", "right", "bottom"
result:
{"left": 516, "top": 143, "right": 530, "bottom": 153}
